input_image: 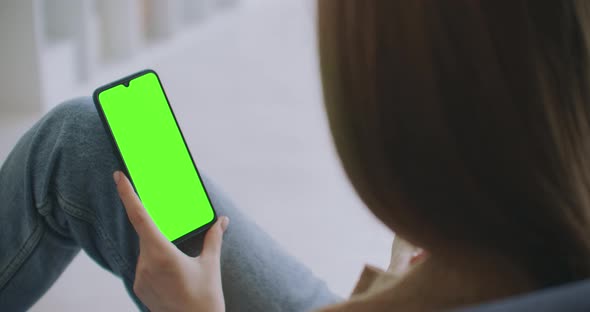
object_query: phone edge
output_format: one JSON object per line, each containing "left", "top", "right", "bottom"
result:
{"left": 92, "top": 69, "right": 218, "bottom": 246}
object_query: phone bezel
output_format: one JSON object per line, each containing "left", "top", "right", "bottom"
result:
{"left": 92, "top": 69, "right": 217, "bottom": 246}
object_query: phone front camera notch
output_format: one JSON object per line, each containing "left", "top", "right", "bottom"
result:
{"left": 122, "top": 81, "right": 130, "bottom": 88}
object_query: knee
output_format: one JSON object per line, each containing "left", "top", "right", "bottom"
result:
{"left": 45, "top": 97, "right": 99, "bottom": 132}
{"left": 41, "top": 97, "right": 119, "bottom": 170}
{"left": 22, "top": 97, "right": 121, "bottom": 206}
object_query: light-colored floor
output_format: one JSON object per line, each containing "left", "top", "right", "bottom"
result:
{"left": 0, "top": 0, "right": 394, "bottom": 310}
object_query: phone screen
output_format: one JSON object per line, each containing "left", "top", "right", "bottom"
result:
{"left": 94, "top": 70, "right": 215, "bottom": 242}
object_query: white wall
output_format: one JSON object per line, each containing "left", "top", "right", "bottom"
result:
{"left": 0, "top": 1, "right": 43, "bottom": 113}
{"left": 0, "top": 0, "right": 238, "bottom": 113}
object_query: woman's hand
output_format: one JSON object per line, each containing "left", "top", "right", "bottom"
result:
{"left": 114, "top": 171, "right": 229, "bottom": 312}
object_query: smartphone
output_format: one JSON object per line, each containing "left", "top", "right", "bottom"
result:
{"left": 93, "top": 69, "right": 216, "bottom": 244}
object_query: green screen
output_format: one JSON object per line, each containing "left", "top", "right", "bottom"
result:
{"left": 97, "top": 71, "right": 214, "bottom": 242}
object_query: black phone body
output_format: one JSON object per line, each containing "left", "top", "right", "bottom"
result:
{"left": 93, "top": 69, "right": 217, "bottom": 245}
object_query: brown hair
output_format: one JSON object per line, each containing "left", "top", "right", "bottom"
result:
{"left": 319, "top": 0, "right": 590, "bottom": 287}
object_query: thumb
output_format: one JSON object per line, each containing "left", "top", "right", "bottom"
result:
{"left": 114, "top": 171, "right": 168, "bottom": 247}
{"left": 200, "top": 216, "right": 229, "bottom": 261}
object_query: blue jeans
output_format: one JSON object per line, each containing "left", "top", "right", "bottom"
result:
{"left": 0, "top": 97, "right": 339, "bottom": 311}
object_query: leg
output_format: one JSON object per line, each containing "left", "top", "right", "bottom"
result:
{"left": 0, "top": 97, "right": 339, "bottom": 311}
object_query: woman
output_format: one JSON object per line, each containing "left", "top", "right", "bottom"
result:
{"left": 2, "top": 0, "right": 590, "bottom": 311}
{"left": 317, "top": 0, "right": 590, "bottom": 310}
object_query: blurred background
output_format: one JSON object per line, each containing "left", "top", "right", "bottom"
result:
{"left": 0, "top": 0, "right": 393, "bottom": 310}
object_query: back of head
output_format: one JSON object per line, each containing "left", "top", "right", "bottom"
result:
{"left": 319, "top": 0, "right": 590, "bottom": 287}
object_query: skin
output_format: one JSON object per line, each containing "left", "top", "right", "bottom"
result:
{"left": 114, "top": 171, "right": 229, "bottom": 312}
{"left": 117, "top": 160, "right": 535, "bottom": 312}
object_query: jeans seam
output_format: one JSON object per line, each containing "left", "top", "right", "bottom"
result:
{"left": 52, "top": 188, "right": 134, "bottom": 281}
{"left": 0, "top": 220, "right": 45, "bottom": 292}
{"left": 36, "top": 195, "right": 71, "bottom": 239}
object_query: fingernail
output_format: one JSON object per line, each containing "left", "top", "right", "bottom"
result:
{"left": 113, "top": 171, "right": 121, "bottom": 184}
{"left": 221, "top": 216, "right": 230, "bottom": 232}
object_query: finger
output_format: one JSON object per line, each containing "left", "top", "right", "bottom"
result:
{"left": 114, "top": 171, "right": 169, "bottom": 246}
{"left": 200, "top": 216, "right": 229, "bottom": 261}
{"left": 410, "top": 250, "right": 428, "bottom": 265}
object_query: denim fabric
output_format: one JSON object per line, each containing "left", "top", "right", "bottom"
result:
{"left": 0, "top": 97, "right": 339, "bottom": 311}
